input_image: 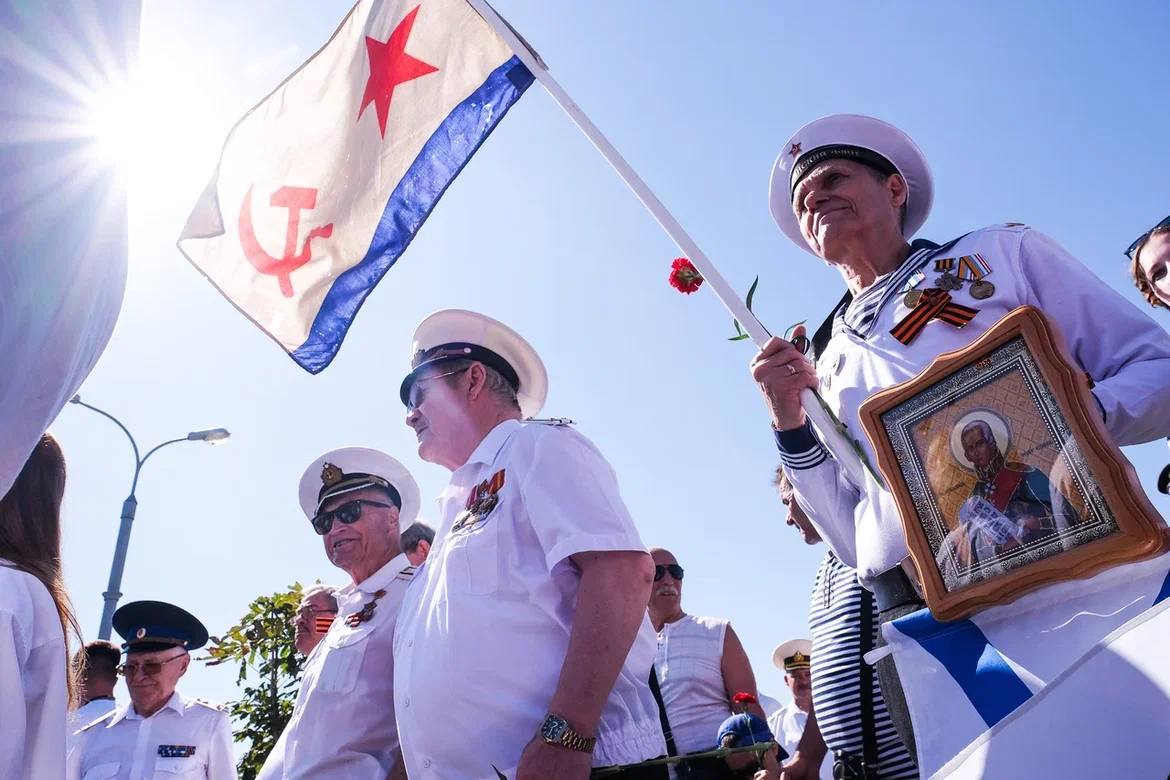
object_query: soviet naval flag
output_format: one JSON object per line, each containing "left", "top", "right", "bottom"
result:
{"left": 178, "top": 0, "right": 532, "bottom": 372}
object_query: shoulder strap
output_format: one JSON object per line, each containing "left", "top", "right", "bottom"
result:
{"left": 858, "top": 587, "right": 879, "bottom": 768}
{"left": 648, "top": 665, "right": 678, "bottom": 757}
{"left": 811, "top": 291, "right": 851, "bottom": 363}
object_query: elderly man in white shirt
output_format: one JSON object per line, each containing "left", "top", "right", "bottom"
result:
{"left": 394, "top": 309, "right": 667, "bottom": 780}
{"left": 751, "top": 113, "right": 1170, "bottom": 759}
{"left": 68, "top": 601, "right": 236, "bottom": 780}
{"left": 257, "top": 447, "right": 420, "bottom": 780}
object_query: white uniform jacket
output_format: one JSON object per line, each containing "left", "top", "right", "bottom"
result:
{"left": 393, "top": 419, "right": 666, "bottom": 779}
{"left": 777, "top": 224, "right": 1170, "bottom": 583}
{"left": 67, "top": 692, "right": 237, "bottom": 780}
{"left": 257, "top": 554, "right": 415, "bottom": 779}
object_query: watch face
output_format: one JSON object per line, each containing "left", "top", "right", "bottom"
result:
{"left": 540, "top": 715, "right": 567, "bottom": 743}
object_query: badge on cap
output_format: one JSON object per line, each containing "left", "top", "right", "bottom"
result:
{"left": 788, "top": 142, "right": 802, "bottom": 157}
{"left": 321, "top": 463, "right": 343, "bottom": 488}
{"left": 136, "top": 627, "right": 146, "bottom": 639}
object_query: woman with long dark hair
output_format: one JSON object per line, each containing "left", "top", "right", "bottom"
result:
{"left": 0, "top": 433, "right": 82, "bottom": 778}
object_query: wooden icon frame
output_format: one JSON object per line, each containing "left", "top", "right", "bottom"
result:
{"left": 859, "top": 306, "right": 1167, "bottom": 621}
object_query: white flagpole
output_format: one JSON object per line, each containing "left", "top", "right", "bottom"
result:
{"left": 467, "top": 0, "right": 873, "bottom": 488}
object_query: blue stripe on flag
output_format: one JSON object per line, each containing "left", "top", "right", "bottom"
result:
{"left": 893, "top": 609, "right": 1033, "bottom": 728}
{"left": 291, "top": 55, "right": 534, "bottom": 372}
{"left": 1155, "top": 568, "right": 1170, "bottom": 605}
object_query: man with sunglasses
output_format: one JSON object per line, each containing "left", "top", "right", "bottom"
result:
{"left": 393, "top": 309, "right": 667, "bottom": 779}
{"left": 67, "top": 600, "right": 236, "bottom": 779}
{"left": 752, "top": 113, "right": 1170, "bottom": 766}
{"left": 257, "top": 447, "right": 420, "bottom": 780}
{"left": 646, "top": 548, "right": 766, "bottom": 778}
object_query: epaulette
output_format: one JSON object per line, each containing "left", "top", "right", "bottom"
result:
{"left": 190, "top": 698, "right": 228, "bottom": 712}
{"left": 77, "top": 710, "right": 117, "bottom": 732}
{"left": 524, "top": 417, "right": 575, "bottom": 427}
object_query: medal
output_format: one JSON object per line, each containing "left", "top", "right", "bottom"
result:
{"left": 936, "top": 271, "right": 963, "bottom": 291}
{"left": 345, "top": 589, "right": 386, "bottom": 627}
{"left": 970, "top": 279, "right": 995, "bottom": 299}
{"left": 903, "top": 289, "right": 923, "bottom": 308}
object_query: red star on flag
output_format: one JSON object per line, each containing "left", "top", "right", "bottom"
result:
{"left": 789, "top": 142, "right": 802, "bottom": 157}
{"left": 358, "top": 5, "right": 440, "bottom": 138}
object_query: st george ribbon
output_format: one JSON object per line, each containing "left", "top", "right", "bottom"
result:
{"left": 178, "top": 0, "right": 532, "bottom": 373}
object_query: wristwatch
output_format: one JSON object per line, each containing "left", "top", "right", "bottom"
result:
{"left": 539, "top": 714, "right": 596, "bottom": 753}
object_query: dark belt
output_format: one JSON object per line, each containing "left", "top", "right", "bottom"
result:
{"left": 872, "top": 563, "right": 926, "bottom": 614}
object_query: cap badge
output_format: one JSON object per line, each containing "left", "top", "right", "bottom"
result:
{"left": 792, "top": 650, "right": 808, "bottom": 664}
{"left": 136, "top": 627, "right": 146, "bottom": 639}
{"left": 321, "top": 462, "right": 344, "bottom": 488}
{"left": 789, "top": 142, "right": 802, "bottom": 157}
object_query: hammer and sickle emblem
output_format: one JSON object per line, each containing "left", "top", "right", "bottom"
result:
{"left": 238, "top": 185, "right": 334, "bottom": 297}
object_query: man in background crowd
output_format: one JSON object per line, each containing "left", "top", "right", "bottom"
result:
{"left": 775, "top": 468, "right": 916, "bottom": 779}
{"left": 400, "top": 521, "right": 435, "bottom": 567}
{"left": 648, "top": 546, "right": 765, "bottom": 776}
{"left": 292, "top": 585, "right": 337, "bottom": 657}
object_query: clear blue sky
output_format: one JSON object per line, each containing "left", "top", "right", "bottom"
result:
{"left": 56, "top": 0, "right": 1170, "bottom": 714}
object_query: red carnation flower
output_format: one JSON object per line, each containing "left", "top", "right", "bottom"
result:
{"left": 732, "top": 692, "right": 758, "bottom": 706}
{"left": 668, "top": 257, "right": 704, "bottom": 294}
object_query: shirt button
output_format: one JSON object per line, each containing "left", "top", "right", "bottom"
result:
{"left": 424, "top": 759, "right": 432, "bottom": 768}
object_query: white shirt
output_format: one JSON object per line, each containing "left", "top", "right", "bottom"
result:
{"left": 70, "top": 698, "right": 120, "bottom": 753}
{"left": 67, "top": 691, "right": 237, "bottom": 780}
{"left": 394, "top": 420, "right": 666, "bottom": 778}
{"left": 778, "top": 225, "right": 1170, "bottom": 582}
{"left": 257, "top": 554, "right": 415, "bottom": 779}
{"left": 653, "top": 615, "right": 731, "bottom": 754}
{"left": 0, "top": 561, "right": 68, "bottom": 780}
{"left": 767, "top": 703, "right": 834, "bottom": 780}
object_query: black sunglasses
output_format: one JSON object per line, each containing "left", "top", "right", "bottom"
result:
{"left": 311, "top": 499, "right": 393, "bottom": 535}
{"left": 1125, "top": 214, "right": 1170, "bottom": 260}
{"left": 654, "top": 564, "right": 685, "bottom": 581}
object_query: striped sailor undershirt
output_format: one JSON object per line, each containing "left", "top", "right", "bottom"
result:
{"left": 810, "top": 552, "right": 918, "bottom": 779}
{"left": 833, "top": 239, "right": 941, "bottom": 340}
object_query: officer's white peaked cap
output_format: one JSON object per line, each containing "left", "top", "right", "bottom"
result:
{"left": 772, "top": 637, "right": 813, "bottom": 671}
{"left": 769, "top": 113, "right": 934, "bottom": 254}
{"left": 298, "top": 446, "right": 420, "bottom": 525}
{"left": 401, "top": 309, "right": 548, "bottom": 419}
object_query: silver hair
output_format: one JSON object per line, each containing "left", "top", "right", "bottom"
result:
{"left": 301, "top": 583, "right": 338, "bottom": 612}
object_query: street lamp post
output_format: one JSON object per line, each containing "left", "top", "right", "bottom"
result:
{"left": 69, "top": 395, "right": 230, "bottom": 639}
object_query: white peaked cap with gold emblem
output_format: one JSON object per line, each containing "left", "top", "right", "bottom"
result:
{"left": 400, "top": 309, "right": 548, "bottom": 419}
{"left": 772, "top": 637, "right": 813, "bottom": 672}
{"left": 768, "top": 113, "right": 934, "bottom": 254}
{"left": 297, "top": 446, "right": 420, "bottom": 526}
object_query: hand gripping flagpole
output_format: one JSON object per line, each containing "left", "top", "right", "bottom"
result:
{"left": 466, "top": 0, "right": 876, "bottom": 489}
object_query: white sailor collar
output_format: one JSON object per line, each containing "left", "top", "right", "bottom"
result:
{"left": 112, "top": 691, "right": 186, "bottom": 726}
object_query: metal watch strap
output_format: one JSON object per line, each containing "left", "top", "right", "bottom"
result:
{"left": 559, "top": 727, "right": 596, "bottom": 753}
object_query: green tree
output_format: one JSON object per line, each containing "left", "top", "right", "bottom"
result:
{"left": 201, "top": 583, "right": 306, "bottom": 779}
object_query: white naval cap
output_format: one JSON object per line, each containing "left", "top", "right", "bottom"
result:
{"left": 297, "top": 446, "right": 420, "bottom": 526}
{"left": 400, "top": 309, "right": 548, "bottom": 419}
{"left": 768, "top": 113, "right": 934, "bottom": 254}
{"left": 772, "top": 637, "right": 813, "bottom": 671}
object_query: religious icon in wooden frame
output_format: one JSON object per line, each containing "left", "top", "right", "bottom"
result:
{"left": 859, "top": 306, "right": 1167, "bottom": 621}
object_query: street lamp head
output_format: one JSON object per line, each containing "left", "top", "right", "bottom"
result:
{"left": 188, "top": 428, "right": 231, "bottom": 444}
